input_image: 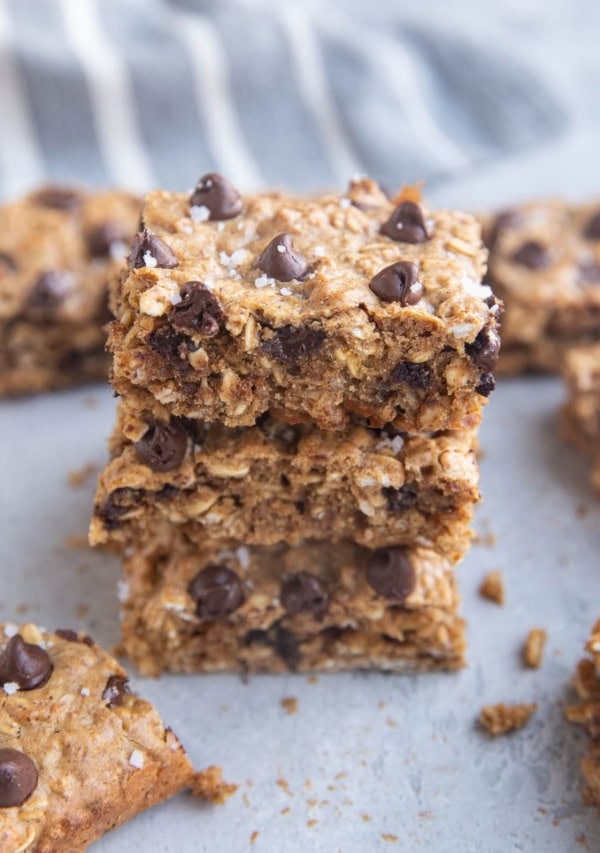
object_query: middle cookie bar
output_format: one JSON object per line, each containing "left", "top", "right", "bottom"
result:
{"left": 90, "top": 402, "right": 479, "bottom": 560}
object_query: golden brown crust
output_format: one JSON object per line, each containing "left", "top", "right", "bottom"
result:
{"left": 0, "top": 623, "right": 193, "bottom": 851}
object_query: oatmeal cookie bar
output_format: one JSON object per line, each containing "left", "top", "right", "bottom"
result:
{"left": 0, "top": 185, "right": 139, "bottom": 395}
{"left": 560, "top": 344, "right": 600, "bottom": 492}
{"left": 118, "top": 531, "right": 466, "bottom": 676}
{"left": 109, "top": 175, "right": 498, "bottom": 431}
{"left": 482, "top": 200, "right": 600, "bottom": 374}
{"left": 566, "top": 620, "right": 600, "bottom": 811}
{"left": 90, "top": 400, "right": 479, "bottom": 559}
{"left": 0, "top": 623, "right": 194, "bottom": 851}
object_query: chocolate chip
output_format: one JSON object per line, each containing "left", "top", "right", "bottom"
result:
{"left": 147, "top": 326, "right": 193, "bottom": 370}
{"left": 189, "top": 173, "right": 243, "bottom": 220}
{"left": 0, "top": 251, "right": 17, "bottom": 273}
{"left": 0, "top": 748, "right": 38, "bottom": 808}
{"left": 369, "top": 261, "right": 422, "bottom": 305}
{"left": 381, "top": 201, "right": 432, "bottom": 243}
{"left": 257, "top": 233, "right": 308, "bottom": 281}
{"left": 31, "top": 186, "right": 82, "bottom": 210}
{"left": 280, "top": 573, "right": 329, "bottom": 617}
{"left": 273, "top": 626, "right": 300, "bottom": 670}
{"left": 578, "top": 261, "right": 600, "bottom": 284}
{"left": 86, "top": 221, "right": 130, "bottom": 258}
{"left": 583, "top": 211, "right": 600, "bottom": 240}
{"left": 102, "top": 675, "right": 131, "bottom": 707}
{"left": 95, "top": 487, "right": 140, "bottom": 530}
{"left": 27, "top": 271, "right": 73, "bottom": 316}
{"left": 0, "top": 635, "right": 53, "bottom": 691}
{"left": 383, "top": 484, "right": 418, "bottom": 512}
{"left": 171, "top": 282, "right": 225, "bottom": 337}
{"left": 482, "top": 209, "right": 522, "bottom": 251}
{"left": 390, "top": 361, "right": 433, "bottom": 389}
{"left": 134, "top": 420, "right": 188, "bottom": 472}
{"left": 510, "top": 241, "right": 550, "bottom": 270}
{"left": 55, "top": 629, "right": 94, "bottom": 646}
{"left": 475, "top": 372, "right": 496, "bottom": 397}
{"left": 261, "top": 325, "right": 325, "bottom": 364}
{"left": 188, "top": 565, "right": 245, "bottom": 619}
{"left": 366, "top": 547, "right": 416, "bottom": 601}
{"left": 465, "top": 326, "right": 501, "bottom": 372}
{"left": 128, "top": 228, "right": 178, "bottom": 269}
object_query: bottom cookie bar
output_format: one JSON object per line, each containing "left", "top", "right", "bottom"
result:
{"left": 560, "top": 344, "right": 600, "bottom": 492}
{"left": 120, "top": 532, "right": 466, "bottom": 676}
{"left": 0, "top": 623, "right": 194, "bottom": 851}
{"left": 566, "top": 620, "right": 600, "bottom": 811}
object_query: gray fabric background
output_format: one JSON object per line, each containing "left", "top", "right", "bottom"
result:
{"left": 0, "top": 0, "right": 598, "bottom": 198}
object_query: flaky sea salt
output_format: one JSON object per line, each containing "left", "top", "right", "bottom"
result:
{"left": 254, "top": 275, "right": 275, "bottom": 288}
{"left": 3, "top": 682, "right": 19, "bottom": 696}
{"left": 109, "top": 240, "right": 129, "bottom": 262}
{"left": 3, "top": 624, "right": 18, "bottom": 638}
{"left": 117, "top": 580, "right": 130, "bottom": 603}
{"left": 129, "top": 750, "right": 145, "bottom": 769}
{"left": 142, "top": 251, "right": 157, "bottom": 268}
{"left": 80, "top": 687, "right": 90, "bottom": 697}
{"left": 279, "top": 287, "right": 292, "bottom": 296}
{"left": 339, "top": 197, "right": 351, "bottom": 209}
{"left": 235, "top": 546, "right": 250, "bottom": 570}
{"left": 276, "top": 243, "right": 287, "bottom": 253}
{"left": 314, "top": 246, "right": 325, "bottom": 257}
{"left": 461, "top": 276, "right": 493, "bottom": 301}
{"left": 190, "top": 204, "right": 210, "bottom": 223}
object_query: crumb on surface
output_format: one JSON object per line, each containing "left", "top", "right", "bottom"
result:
{"left": 381, "top": 833, "right": 400, "bottom": 843}
{"left": 307, "top": 819, "right": 318, "bottom": 828}
{"left": 280, "top": 696, "right": 298, "bottom": 715}
{"left": 280, "top": 806, "right": 291, "bottom": 816}
{"left": 63, "top": 533, "right": 90, "bottom": 550}
{"left": 190, "top": 766, "right": 238, "bottom": 804}
{"left": 250, "top": 830, "right": 259, "bottom": 844}
{"left": 276, "top": 778, "right": 293, "bottom": 797}
{"left": 523, "top": 628, "right": 547, "bottom": 669}
{"left": 66, "top": 462, "right": 97, "bottom": 488}
{"left": 306, "top": 675, "right": 319, "bottom": 685}
{"left": 479, "top": 570, "right": 505, "bottom": 605}
{"left": 479, "top": 703, "right": 537, "bottom": 735}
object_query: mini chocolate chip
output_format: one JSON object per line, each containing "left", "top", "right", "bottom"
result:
{"left": 147, "top": 326, "right": 192, "bottom": 369}
{"left": 578, "top": 261, "right": 600, "bottom": 284}
{"left": 280, "top": 573, "right": 329, "bottom": 617}
{"left": 0, "top": 748, "right": 38, "bottom": 808}
{"left": 86, "top": 221, "right": 130, "bottom": 258}
{"left": 261, "top": 325, "right": 325, "bottom": 364}
{"left": 95, "top": 487, "right": 141, "bottom": 530}
{"left": 188, "top": 565, "right": 245, "bottom": 619}
{"left": 27, "top": 271, "right": 73, "bottom": 315}
{"left": 583, "top": 211, "right": 600, "bottom": 240}
{"left": 0, "top": 251, "right": 17, "bottom": 272}
{"left": 189, "top": 173, "right": 243, "bottom": 220}
{"left": 483, "top": 209, "right": 523, "bottom": 251}
{"left": 465, "top": 326, "right": 501, "bottom": 372}
{"left": 510, "top": 241, "right": 550, "bottom": 270}
{"left": 383, "top": 484, "right": 418, "bottom": 512}
{"left": 475, "top": 372, "right": 496, "bottom": 397}
{"left": 366, "top": 547, "right": 416, "bottom": 601}
{"left": 257, "top": 233, "right": 308, "bottom": 281}
{"left": 390, "top": 361, "right": 433, "bottom": 390}
{"left": 369, "top": 261, "right": 422, "bottom": 305}
{"left": 55, "top": 629, "right": 94, "bottom": 646}
{"left": 31, "top": 186, "right": 82, "bottom": 210}
{"left": 381, "top": 201, "right": 432, "bottom": 243}
{"left": 0, "top": 635, "right": 53, "bottom": 691}
{"left": 128, "top": 228, "right": 177, "bottom": 269}
{"left": 134, "top": 420, "right": 188, "bottom": 472}
{"left": 273, "top": 626, "right": 300, "bottom": 671}
{"left": 102, "top": 675, "right": 131, "bottom": 707}
{"left": 171, "top": 281, "right": 225, "bottom": 337}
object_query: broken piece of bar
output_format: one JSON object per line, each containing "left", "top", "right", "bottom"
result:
{"left": 0, "top": 185, "right": 139, "bottom": 395}
{"left": 118, "top": 532, "right": 466, "bottom": 676}
{"left": 560, "top": 343, "right": 600, "bottom": 493}
{"left": 566, "top": 619, "right": 600, "bottom": 811}
{"left": 89, "top": 400, "right": 480, "bottom": 561}
{"left": 109, "top": 175, "right": 498, "bottom": 432}
{"left": 482, "top": 200, "right": 600, "bottom": 374}
{"left": 0, "top": 622, "right": 194, "bottom": 850}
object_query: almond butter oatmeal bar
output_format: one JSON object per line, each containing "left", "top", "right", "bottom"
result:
{"left": 118, "top": 532, "right": 466, "bottom": 676}
{"left": 0, "top": 622, "right": 196, "bottom": 851}
{"left": 0, "top": 185, "right": 139, "bottom": 396}
{"left": 89, "top": 400, "right": 479, "bottom": 560}
{"left": 482, "top": 200, "right": 600, "bottom": 374}
{"left": 560, "top": 344, "right": 600, "bottom": 492}
{"left": 566, "top": 620, "right": 600, "bottom": 811}
{"left": 108, "top": 175, "right": 498, "bottom": 432}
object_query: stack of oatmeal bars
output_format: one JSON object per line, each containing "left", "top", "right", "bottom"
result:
{"left": 90, "top": 175, "right": 500, "bottom": 676}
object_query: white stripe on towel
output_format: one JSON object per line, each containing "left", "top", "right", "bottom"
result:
{"left": 0, "top": 0, "right": 45, "bottom": 197}
{"left": 277, "top": 5, "right": 362, "bottom": 184}
{"left": 59, "top": 0, "right": 154, "bottom": 192}
{"left": 172, "top": 11, "right": 262, "bottom": 191}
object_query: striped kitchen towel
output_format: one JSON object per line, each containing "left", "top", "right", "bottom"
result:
{"left": 1, "top": 0, "right": 595, "bottom": 200}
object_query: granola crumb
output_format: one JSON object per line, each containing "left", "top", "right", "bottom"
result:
{"left": 250, "top": 831, "right": 259, "bottom": 844}
{"left": 479, "top": 703, "right": 537, "bottom": 735}
{"left": 280, "top": 696, "right": 298, "bottom": 715}
{"left": 190, "top": 766, "right": 238, "bottom": 804}
{"left": 276, "top": 778, "right": 293, "bottom": 797}
{"left": 523, "top": 628, "right": 547, "bottom": 669}
{"left": 66, "top": 462, "right": 97, "bottom": 488}
{"left": 361, "top": 813, "right": 372, "bottom": 822}
{"left": 306, "top": 675, "right": 319, "bottom": 685}
{"left": 479, "top": 570, "right": 505, "bottom": 605}
{"left": 381, "top": 833, "right": 399, "bottom": 843}
{"left": 63, "top": 534, "right": 90, "bottom": 550}
{"left": 307, "top": 819, "right": 318, "bottom": 828}
{"left": 280, "top": 806, "right": 291, "bottom": 816}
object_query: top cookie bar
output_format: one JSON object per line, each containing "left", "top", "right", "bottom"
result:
{"left": 109, "top": 176, "right": 497, "bottom": 431}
